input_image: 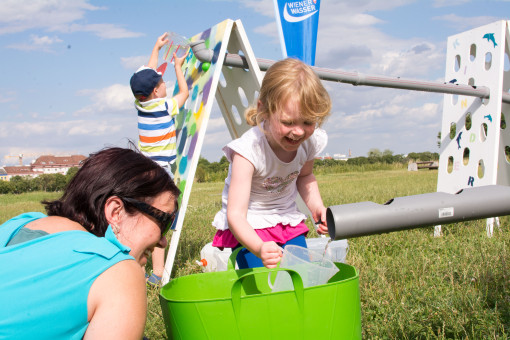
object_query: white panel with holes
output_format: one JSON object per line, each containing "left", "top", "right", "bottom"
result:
{"left": 437, "top": 20, "right": 509, "bottom": 193}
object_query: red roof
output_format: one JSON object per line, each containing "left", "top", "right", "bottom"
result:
{"left": 32, "top": 155, "right": 86, "bottom": 167}
{"left": 4, "top": 166, "right": 43, "bottom": 176}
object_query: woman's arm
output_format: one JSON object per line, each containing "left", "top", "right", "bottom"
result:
{"left": 84, "top": 260, "right": 147, "bottom": 340}
{"left": 226, "top": 152, "right": 281, "bottom": 268}
{"left": 296, "top": 159, "right": 328, "bottom": 234}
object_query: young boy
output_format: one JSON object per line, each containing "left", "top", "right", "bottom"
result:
{"left": 130, "top": 32, "right": 189, "bottom": 175}
{"left": 129, "top": 32, "right": 189, "bottom": 286}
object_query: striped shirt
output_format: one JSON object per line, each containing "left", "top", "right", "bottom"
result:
{"left": 135, "top": 97, "right": 178, "bottom": 165}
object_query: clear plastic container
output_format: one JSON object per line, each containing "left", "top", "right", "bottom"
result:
{"left": 271, "top": 245, "right": 339, "bottom": 292}
{"left": 324, "top": 239, "right": 349, "bottom": 263}
{"left": 162, "top": 31, "right": 190, "bottom": 64}
{"left": 196, "top": 242, "right": 233, "bottom": 272}
{"left": 214, "top": 247, "right": 232, "bottom": 271}
{"left": 306, "top": 237, "right": 349, "bottom": 263}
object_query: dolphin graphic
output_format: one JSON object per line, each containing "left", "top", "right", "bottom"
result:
{"left": 483, "top": 33, "right": 497, "bottom": 48}
{"left": 456, "top": 132, "right": 463, "bottom": 150}
{"left": 284, "top": 3, "right": 318, "bottom": 23}
{"left": 449, "top": 79, "right": 457, "bottom": 84}
{"left": 484, "top": 114, "right": 492, "bottom": 122}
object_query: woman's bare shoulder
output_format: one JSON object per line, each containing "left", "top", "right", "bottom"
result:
{"left": 85, "top": 260, "right": 147, "bottom": 339}
{"left": 25, "top": 216, "right": 86, "bottom": 234}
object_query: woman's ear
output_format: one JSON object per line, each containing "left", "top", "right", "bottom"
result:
{"left": 104, "top": 196, "right": 125, "bottom": 226}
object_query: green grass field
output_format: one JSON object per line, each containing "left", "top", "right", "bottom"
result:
{"left": 2, "top": 169, "right": 509, "bottom": 339}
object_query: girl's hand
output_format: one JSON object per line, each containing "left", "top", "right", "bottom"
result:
{"left": 259, "top": 241, "right": 282, "bottom": 268}
{"left": 316, "top": 221, "right": 328, "bottom": 235}
{"left": 314, "top": 206, "right": 328, "bottom": 235}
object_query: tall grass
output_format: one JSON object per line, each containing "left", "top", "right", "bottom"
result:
{"left": 314, "top": 161, "right": 407, "bottom": 176}
{"left": 0, "top": 192, "right": 60, "bottom": 222}
{"left": 1, "top": 169, "right": 509, "bottom": 339}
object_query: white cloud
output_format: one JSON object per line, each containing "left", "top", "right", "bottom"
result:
{"left": 121, "top": 56, "right": 149, "bottom": 70}
{"left": 0, "top": 90, "right": 16, "bottom": 103}
{"left": 76, "top": 83, "right": 133, "bottom": 115}
{"left": 54, "top": 23, "right": 144, "bottom": 39}
{"left": 432, "top": 0, "right": 470, "bottom": 8}
{"left": 68, "top": 120, "right": 124, "bottom": 136}
{"left": 252, "top": 22, "right": 280, "bottom": 39}
{"left": 371, "top": 42, "right": 444, "bottom": 78}
{"left": 205, "top": 116, "right": 230, "bottom": 130}
{"left": 239, "top": 0, "right": 275, "bottom": 17}
{"left": 432, "top": 14, "right": 503, "bottom": 31}
{"left": 320, "top": 77, "right": 443, "bottom": 157}
{"left": 0, "top": 0, "right": 142, "bottom": 39}
{"left": 0, "top": 0, "right": 100, "bottom": 34}
{"left": 7, "top": 34, "right": 63, "bottom": 52}
{"left": 0, "top": 116, "right": 136, "bottom": 159}
{"left": 201, "top": 128, "right": 231, "bottom": 161}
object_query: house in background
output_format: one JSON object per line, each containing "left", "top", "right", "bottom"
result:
{"left": 31, "top": 155, "right": 87, "bottom": 175}
{"left": 0, "top": 168, "right": 7, "bottom": 181}
{"left": 2, "top": 166, "right": 43, "bottom": 181}
{"left": 3, "top": 154, "right": 86, "bottom": 181}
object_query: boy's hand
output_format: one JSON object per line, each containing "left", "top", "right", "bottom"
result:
{"left": 173, "top": 51, "right": 189, "bottom": 68}
{"left": 155, "top": 32, "right": 169, "bottom": 51}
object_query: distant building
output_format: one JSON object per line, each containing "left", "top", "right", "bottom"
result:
{"left": 32, "top": 155, "right": 87, "bottom": 175}
{"left": 0, "top": 168, "right": 7, "bottom": 181}
{"left": 316, "top": 153, "right": 349, "bottom": 161}
{"left": 3, "top": 166, "right": 43, "bottom": 181}
{"left": 315, "top": 153, "right": 333, "bottom": 160}
{"left": 3, "top": 154, "right": 86, "bottom": 180}
{"left": 333, "top": 154, "right": 348, "bottom": 161}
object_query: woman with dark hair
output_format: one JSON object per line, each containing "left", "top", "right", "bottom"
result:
{"left": 0, "top": 147, "right": 180, "bottom": 339}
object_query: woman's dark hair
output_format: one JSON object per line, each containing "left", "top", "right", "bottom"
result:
{"left": 43, "top": 147, "right": 180, "bottom": 237}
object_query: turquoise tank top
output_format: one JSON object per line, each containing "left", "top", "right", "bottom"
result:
{"left": 0, "top": 212, "right": 134, "bottom": 339}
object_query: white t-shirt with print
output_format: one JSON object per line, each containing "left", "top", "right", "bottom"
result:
{"left": 212, "top": 123, "right": 327, "bottom": 231}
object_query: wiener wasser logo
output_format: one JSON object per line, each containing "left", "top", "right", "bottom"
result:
{"left": 283, "top": 0, "right": 318, "bottom": 23}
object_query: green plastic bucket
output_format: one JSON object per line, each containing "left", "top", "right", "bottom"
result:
{"left": 159, "top": 250, "right": 361, "bottom": 339}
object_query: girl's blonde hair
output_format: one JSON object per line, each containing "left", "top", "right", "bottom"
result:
{"left": 245, "top": 58, "right": 331, "bottom": 127}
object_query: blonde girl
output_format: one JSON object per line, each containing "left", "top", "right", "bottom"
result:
{"left": 212, "top": 58, "right": 332, "bottom": 268}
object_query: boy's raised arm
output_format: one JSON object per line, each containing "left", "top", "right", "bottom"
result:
{"left": 147, "top": 32, "right": 169, "bottom": 70}
{"left": 172, "top": 52, "right": 190, "bottom": 108}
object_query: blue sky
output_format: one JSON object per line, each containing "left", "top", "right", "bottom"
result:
{"left": 0, "top": 0, "right": 508, "bottom": 165}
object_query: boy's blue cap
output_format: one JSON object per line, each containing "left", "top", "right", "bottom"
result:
{"left": 130, "top": 66, "right": 163, "bottom": 97}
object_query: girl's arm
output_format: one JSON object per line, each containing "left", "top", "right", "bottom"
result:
{"left": 84, "top": 260, "right": 147, "bottom": 340}
{"left": 226, "top": 152, "right": 282, "bottom": 268}
{"left": 296, "top": 159, "right": 328, "bottom": 235}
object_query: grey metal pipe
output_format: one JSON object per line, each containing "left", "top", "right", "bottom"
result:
{"left": 190, "top": 40, "right": 510, "bottom": 104}
{"left": 326, "top": 185, "right": 510, "bottom": 240}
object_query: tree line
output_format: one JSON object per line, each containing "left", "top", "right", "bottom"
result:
{"left": 0, "top": 167, "right": 79, "bottom": 194}
{"left": 0, "top": 149, "right": 440, "bottom": 193}
{"left": 194, "top": 149, "right": 439, "bottom": 183}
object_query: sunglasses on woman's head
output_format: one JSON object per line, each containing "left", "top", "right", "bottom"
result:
{"left": 120, "top": 197, "right": 176, "bottom": 235}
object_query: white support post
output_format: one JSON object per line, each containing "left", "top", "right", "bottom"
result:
{"left": 162, "top": 20, "right": 236, "bottom": 284}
